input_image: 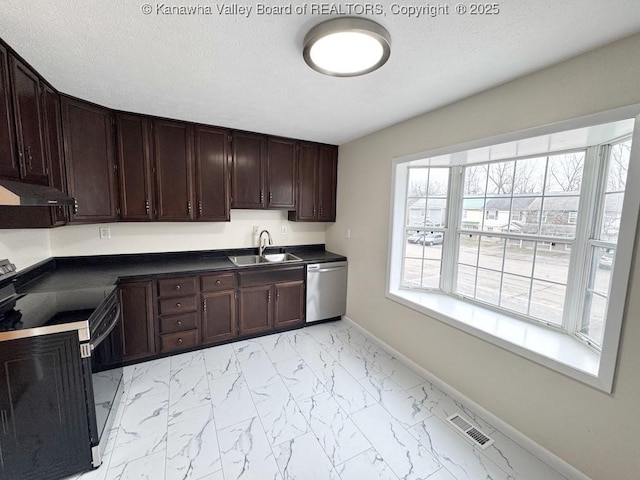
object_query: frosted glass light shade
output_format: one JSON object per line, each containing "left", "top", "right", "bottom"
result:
{"left": 303, "top": 18, "right": 391, "bottom": 77}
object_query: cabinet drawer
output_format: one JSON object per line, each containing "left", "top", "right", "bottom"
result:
{"left": 238, "top": 266, "right": 305, "bottom": 287}
{"left": 158, "top": 312, "right": 198, "bottom": 334}
{"left": 159, "top": 296, "right": 197, "bottom": 316}
{"left": 158, "top": 277, "right": 197, "bottom": 297}
{"left": 159, "top": 329, "right": 198, "bottom": 353}
{"left": 201, "top": 273, "right": 236, "bottom": 292}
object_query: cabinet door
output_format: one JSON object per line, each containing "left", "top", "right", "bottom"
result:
{"left": 274, "top": 280, "right": 305, "bottom": 329}
{"left": 154, "top": 120, "right": 195, "bottom": 221}
{"left": 0, "top": 333, "right": 91, "bottom": 479}
{"left": 195, "top": 126, "right": 230, "bottom": 221}
{"left": 61, "top": 97, "right": 118, "bottom": 223}
{"left": 9, "top": 56, "right": 48, "bottom": 185}
{"left": 317, "top": 145, "right": 338, "bottom": 222}
{"left": 292, "top": 142, "right": 317, "bottom": 221}
{"left": 238, "top": 285, "right": 272, "bottom": 336}
{"left": 119, "top": 281, "right": 156, "bottom": 361}
{"left": 42, "top": 85, "right": 67, "bottom": 226}
{"left": 267, "top": 137, "right": 296, "bottom": 209}
{"left": 231, "top": 131, "right": 265, "bottom": 208}
{"left": 0, "top": 44, "right": 18, "bottom": 179}
{"left": 201, "top": 290, "right": 237, "bottom": 344}
{"left": 116, "top": 114, "right": 154, "bottom": 220}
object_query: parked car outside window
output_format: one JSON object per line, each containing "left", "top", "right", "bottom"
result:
{"left": 408, "top": 232, "right": 443, "bottom": 245}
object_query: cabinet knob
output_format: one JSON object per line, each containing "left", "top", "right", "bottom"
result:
{"left": 177, "top": 320, "right": 182, "bottom": 326}
{"left": 177, "top": 338, "right": 183, "bottom": 344}
{"left": 176, "top": 302, "right": 181, "bottom": 308}
{"left": 215, "top": 280, "right": 221, "bottom": 286}
{"left": 187, "top": 201, "right": 192, "bottom": 214}
{"left": 145, "top": 200, "right": 150, "bottom": 215}
{"left": 175, "top": 285, "right": 181, "bottom": 290}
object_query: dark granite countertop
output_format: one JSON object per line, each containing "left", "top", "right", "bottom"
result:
{"left": 16, "top": 244, "right": 346, "bottom": 294}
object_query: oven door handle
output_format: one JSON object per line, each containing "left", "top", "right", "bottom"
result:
{"left": 90, "top": 303, "right": 121, "bottom": 351}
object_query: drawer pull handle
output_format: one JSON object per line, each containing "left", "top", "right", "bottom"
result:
{"left": 175, "top": 285, "right": 181, "bottom": 290}
{"left": 215, "top": 280, "right": 221, "bottom": 286}
{"left": 176, "top": 302, "right": 181, "bottom": 308}
{"left": 177, "top": 320, "right": 182, "bottom": 326}
{"left": 177, "top": 338, "right": 183, "bottom": 344}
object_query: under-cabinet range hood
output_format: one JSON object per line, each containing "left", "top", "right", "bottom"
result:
{"left": 0, "top": 179, "right": 75, "bottom": 206}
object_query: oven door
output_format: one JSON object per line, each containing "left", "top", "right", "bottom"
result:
{"left": 82, "top": 293, "right": 124, "bottom": 468}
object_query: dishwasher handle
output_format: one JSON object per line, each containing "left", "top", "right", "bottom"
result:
{"left": 308, "top": 265, "right": 346, "bottom": 273}
{"left": 307, "top": 261, "right": 348, "bottom": 273}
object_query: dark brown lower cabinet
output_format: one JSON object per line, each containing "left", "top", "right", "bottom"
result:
{"left": 0, "top": 332, "right": 91, "bottom": 479}
{"left": 202, "top": 290, "right": 237, "bottom": 344}
{"left": 119, "top": 281, "right": 156, "bottom": 361}
{"left": 274, "top": 280, "right": 305, "bottom": 328}
{"left": 238, "top": 284, "right": 272, "bottom": 336}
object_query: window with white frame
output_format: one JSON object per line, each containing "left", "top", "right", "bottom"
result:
{"left": 388, "top": 114, "right": 639, "bottom": 391}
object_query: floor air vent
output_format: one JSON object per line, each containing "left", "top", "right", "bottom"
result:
{"left": 447, "top": 414, "right": 494, "bottom": 449}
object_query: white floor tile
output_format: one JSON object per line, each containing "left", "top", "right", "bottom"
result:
{"left": 209, "top": 372, "right": 258, "bottom": 429}
{"left": 411, "top": 416, "right": 511, "bottom": 480}
{"left": 203, "top": 343, "right": 242, "bottom": 379}
{"left": 236, "top": 348, "right": 281, "bottom": 389}
{"left": 127, "top": 357, "right": 171, "bottom": 400}
{"left": 251, "top": 380, "right": 309, "bottom": 445}
{"left": 314, "top": 363, "right": 377, "bottom": 415}
{"left": 169, "top": 351, "right": 211, "bottom": 415}
{"left": 106, "top": 449, "right": 166, "bottom": 480}
{"left": 273, "top": 432, "right": 340, "bottom": 480}
{"left": 351, "top": 403, "right": 441, "bottom": 480}
{"left": 218, "top": 416, "right": 282, "bottom": 480}
{"left": 335, "top": 448, "right": 399, "bottom": 480}
{"left": 166, "top": 404, "right": 221, "bottom": 479}
{"left": 297, "top": 392, "right": 371, "bottom": 466}
{"left": 275, "top": 357, "right": 326, "bottom": 401}
{"left": 258, "top": 332, "right": 301, "bottom": 363}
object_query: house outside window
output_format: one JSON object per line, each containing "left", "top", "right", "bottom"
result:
{"left": 388, "top": 113, "right": 639, "bottom": 391}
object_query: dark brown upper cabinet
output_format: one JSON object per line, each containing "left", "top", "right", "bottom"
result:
{"left": 61, "top": 96, "right": 118, "bottom": 223}
{"left": 153, "top": 119, "right": 195, "bottom": 221}
{"left": 195, "top": 126, "right": 230, "bottom": 221}
{"left": 0, "top": 44, "right": 17, "bottom": 180}
{"left": 231, "top": 131, "right": 265, "bottom": 209}
{"left": 116, "top": 113, "right": 154, "bottom": 221}
{"left": 41, "top": 84, "right": 67, "bottom": 226}
{"left": 267, "top": 137, "right": 296, "bottom": 209}
{"left": 8, "top": 55, "right": 48, "bottom": 185}
{"left": 289, "top": 142, "right": 337, "bottom": 222}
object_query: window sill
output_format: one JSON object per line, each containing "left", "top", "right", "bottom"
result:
{"left": 387, "top": 288, "right": 602, "bottom": 388}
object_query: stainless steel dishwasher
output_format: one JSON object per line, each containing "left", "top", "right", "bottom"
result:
{"left": 306, "top": 261, "right": 348, "bottom": 323}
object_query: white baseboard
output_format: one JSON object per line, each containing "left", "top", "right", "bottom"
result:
{"left": 342, "top": 316, "right": 591, "bottom": 480}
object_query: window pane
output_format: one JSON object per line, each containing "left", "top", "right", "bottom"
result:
{"left": 464, "top": 165, "right": 487, "bottom": 196}
{"left": 533, "top": 241, "right": 570, "bottom": 285}
{"left": 511, "top": 196, "right": 541, "bottom": 235}
{"left": 540, "top": 196, "right": 579, "bottom": 238}
{"left": 545, "top": 152, "right": 584, "bottom": 194}
{"left": 500, "top": 274, "right": 531, "bottom": 315}
{"left": 428, "top": 168, "right": 449, "bottom": 196}
{"left": 581, "top": 292, "right": 606, "bottom": 347}
{"left": 593, "top": 247, "right": 614, "bottom": 294}
{"left": 486, "top": 161, "right": 514, "bottom": 195}
{"left": 456, "top": 265, "right": 477, "bottom": 297}
{"left": 408, "top": 168, "right": 429, "bottom": 198}
{"left": 503, "top": 239, "right": 535, "bottom": 276}
{"left": 607, "top": 140, "right": 631, "bottom": 192}
{"left": 600, "top": 192, "right": 624, "bottom": 242}
{"left": 530, "top": 280, "right": 565, "bottom": 325}
{"left": 475, "top": 269, "right": 501, "bottom": 305}
{"left": 402, "top": 257, "right": 422, "bottom": 287}
{"left": 478, "top": 236, "right": 505, "bottom": 271}
{"left": 461, "top": 198, "right": 484, "bottom": 230}
{"left": 422, "top": 260, "right": 442, "bottom": 289}
{"left": 459, "top": 234, "right": 479, "bottom": 266}
{"left": 513, "top": 157, "right": 545, "bottom": 195}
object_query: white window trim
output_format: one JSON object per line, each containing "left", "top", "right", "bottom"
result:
{"left": 386, "top": 105, "right": 640, "bottom": 393}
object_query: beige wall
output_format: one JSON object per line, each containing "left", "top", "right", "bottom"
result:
{"left": 0, "top": 228, "right": 51, "bottom": 270}
{"left": 326, "top": 32, "right": 640, "bottom": 480}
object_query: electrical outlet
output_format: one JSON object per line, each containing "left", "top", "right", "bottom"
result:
{"left": 346, "top": 228, "right": 351, "bottom": 239}
{"left": 99, "top": 227, "right": 111, "bottom": 240}
{"left": 253, "top": 225, "right": 260, "bottom": 235}
{"left": 281, "top": 226, "right": 288, "bottom": 235}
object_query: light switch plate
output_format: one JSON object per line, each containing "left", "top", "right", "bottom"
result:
{"left": 281, "top": 226, "right": 288, "bottom": 235}
{"left": 99, "top": 227, "right": 111, "bottom": 239}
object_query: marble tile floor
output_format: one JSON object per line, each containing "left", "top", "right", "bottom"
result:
{"left": 67, "top": 320, "right": 569, "bottom": 480}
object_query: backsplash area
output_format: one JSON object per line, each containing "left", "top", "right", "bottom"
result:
{"left": 2, "top": 210, "right": 326, "bottom": 271}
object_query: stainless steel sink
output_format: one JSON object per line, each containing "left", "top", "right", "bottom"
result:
{"left": 228, "top": 253, "right": 302, "bottom": 267}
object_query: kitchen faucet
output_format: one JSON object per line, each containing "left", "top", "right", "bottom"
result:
{"left": 258, "top": 229, "right": 273, "bottom": 256}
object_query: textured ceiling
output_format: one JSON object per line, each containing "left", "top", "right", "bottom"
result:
{"left": 1, "top": 1, "right": 639, "bottom": 145}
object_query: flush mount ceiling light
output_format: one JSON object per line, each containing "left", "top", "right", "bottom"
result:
{"left": 303, "top": 17, "right": 391, "bottom": 77}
